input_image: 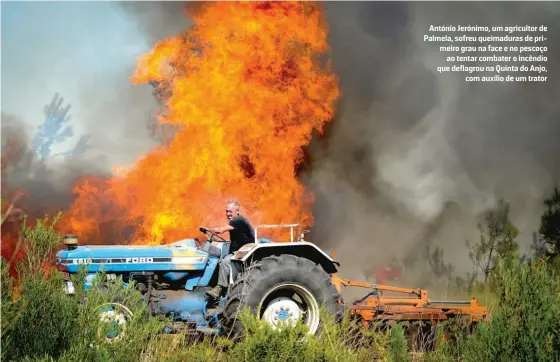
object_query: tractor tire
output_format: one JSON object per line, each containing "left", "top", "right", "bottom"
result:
{"left": 96, "top": 299, "right": 134, "bottom": 343}
{"left": 223, "top": 254, "right": 342, "bottom": 339}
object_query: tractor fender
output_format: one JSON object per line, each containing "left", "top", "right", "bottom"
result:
{"left": 234, "top": 242, "right": 340, "bottom": 274}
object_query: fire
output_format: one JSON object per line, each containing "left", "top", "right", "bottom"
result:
{"left": 65, "top": 1, "right": 340, "bottom": 244}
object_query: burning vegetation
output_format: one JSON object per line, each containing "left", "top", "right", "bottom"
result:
{"left": 63, "top": 2, "right": 340, "bottom": 245}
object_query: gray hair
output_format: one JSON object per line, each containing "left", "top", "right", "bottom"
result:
{"left": 227, "top": 199, "right": 240, "bottom": 208}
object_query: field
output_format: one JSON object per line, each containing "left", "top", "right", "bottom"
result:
{"left": 2, "top": 206, "right": 559, "bottom": 362}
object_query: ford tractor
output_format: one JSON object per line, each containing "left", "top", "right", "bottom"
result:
{"left": 56, "top": 224, "right": 341, "bottom": 338}
{"left": 55, "top": 224, "right": 489, "bottom": 346}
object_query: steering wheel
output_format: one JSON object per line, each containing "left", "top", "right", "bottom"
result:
{"left": 199, "top": 226, "right": 227, "bottom": 242}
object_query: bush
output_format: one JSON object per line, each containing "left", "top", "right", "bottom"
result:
{"left": 459, "top": 259, "right": 560, "bottom": 362}
{"left": 2, "top": 214, "right": 82, "bottom": 361}
{"left": 1, "top": 215, "right": 166, "bottom": 362}
{"left": 224, "top": 308, "right": 393, "bottom": 362}
{"left": 388, "top": 324, "right": 411, "bottom": 362}
{"left": 2, "top": 212, "right": 560, "bottom": 362}
{"left": 140, "top": 308, "right": 395, "bottom": 362}
{"left": 2, "top": 270, "right": 82, "bottom": 361}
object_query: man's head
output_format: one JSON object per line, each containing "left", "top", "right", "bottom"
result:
{"left": 226, "top": 199, "right": 241, "bottom": 220}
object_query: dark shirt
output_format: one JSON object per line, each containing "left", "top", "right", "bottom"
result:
{"left": 228, "top": 215, "right": 255, "bottom": 253}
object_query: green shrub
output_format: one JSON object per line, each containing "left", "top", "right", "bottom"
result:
{"left": 460, "top": 258, "right": 560, "bottom": 362}
{"left": 226, "top": 312, "right": 329, "bottom": 362}
{"left": 4, "top": 211, "right": 560, "bottom": 362}
{"left": 137, "top": 308, "right": 394, "bottom": 362}
{"left": 388, "top": 324, "right": 411, "bottom": 362}
{"left": 2, "top": 270, "right": 82, "bottom": 361}
{"left": 2, "top": 214, "right": 82, "bottom": 361}
{"left": 1, "top": 215, "right": 166, "bottom": 362}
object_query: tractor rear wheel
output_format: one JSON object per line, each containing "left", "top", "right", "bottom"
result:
{"left": 223, "top": 254, "right": 342, "bottom": 338}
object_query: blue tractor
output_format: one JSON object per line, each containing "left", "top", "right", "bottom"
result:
{"left": 55, "top": 224, "right": 342, "bottom": 340}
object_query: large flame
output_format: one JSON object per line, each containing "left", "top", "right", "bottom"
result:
{"left": 65, "top": 1, "right": 340, "bottom": 244}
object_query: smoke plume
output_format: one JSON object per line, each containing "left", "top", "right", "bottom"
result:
{"left": 305, "top": 2, "right": 560, "bottom": 282}
{"left": 1, "top": 2, "right": 189, "bottom": 221}
{"left": 2, "top": 2, "right": 559, "bottom": 286}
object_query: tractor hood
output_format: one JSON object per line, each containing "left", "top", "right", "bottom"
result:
{"left": 55, "top": 239, "right": 209, "bottom": 273}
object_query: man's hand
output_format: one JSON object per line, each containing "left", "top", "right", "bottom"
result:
{"left": 199, "top": 226, "right": 223, "bottom": 234}
{"left": 200, "top": 225, "right": 234, "bottom": 235}
{"left": 194, "top": 237, "right": 205, "bottom": 249}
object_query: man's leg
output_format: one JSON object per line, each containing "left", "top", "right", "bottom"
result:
{"left": 218, "top": 254, "right": 233, "bottom": 288}
{"left": 230, "top": 257, "right": 240, "bottom": 282}
{"left": 207, "top": 254, "right": 232, "bottom": 298}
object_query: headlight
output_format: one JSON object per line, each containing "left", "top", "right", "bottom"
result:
{"left": 65, "top": 281, "right": 75, "bottom": 295}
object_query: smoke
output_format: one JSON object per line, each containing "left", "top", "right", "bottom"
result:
{"left": 305, "top": 2, "right": 560, "bottom": 282}
{"left": 1, "top": 2, "right": 190, "bottom": 222}
{"left": 116, "top": 2, "right": 190, "bottom": 46}
{"left": 1, "top": 112, "right": 110, "bottom": 216}
{"left": 3, "top": 2, "right": 559, "bottom": 285}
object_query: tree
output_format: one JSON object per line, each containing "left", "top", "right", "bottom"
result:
{"left": 31, "top": 93, "right": 91, "bottom": 159}
{"left": 32, "top": 93, "right": 74, "bottom": 159}
{"left": 467, "top": 199, "right": 519, "bottom": 283}
{"left": 461, "top": 258, "right": 560, "bottom": 362}
{"left": 539, "top": 186, "right": 560, "bottom": 261}
{"left": 424, "top": 245, "right": 455, "bottom": 288}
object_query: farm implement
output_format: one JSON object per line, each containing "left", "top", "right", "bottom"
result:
{"left": 55, "top": 224, "right": 489, "bottom": 347}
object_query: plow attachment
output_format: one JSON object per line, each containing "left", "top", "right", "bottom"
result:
{"left": 331, "top": 275, "right": 489, "bottom": 350}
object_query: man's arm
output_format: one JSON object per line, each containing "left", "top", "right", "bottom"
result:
{"left": 202, "top": 225, "right": 234, "bottom": 234}
{"left": 201, "top": 216, "right": 247, "bottom": 234}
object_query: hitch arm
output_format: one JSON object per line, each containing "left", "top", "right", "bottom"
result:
{"left": 331, "top": 274, "right": 423, "bottom": 296}
{"left": 331, "top": 274, "right": 430, "bottom": 308}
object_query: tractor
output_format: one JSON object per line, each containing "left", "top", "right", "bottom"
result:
{"left": 55, "top": 224, "right": 341, "bottom": 339}
{"left": 55, "top": 224, "right": 488, "bottom": 345}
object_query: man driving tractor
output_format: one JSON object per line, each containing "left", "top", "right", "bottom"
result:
{"left": 203, "top": 199, "right": 255, "bottom": 298}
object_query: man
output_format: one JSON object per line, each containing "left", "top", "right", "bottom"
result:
{"left": 203, "top": 200, "right": 255, "bottom": 298}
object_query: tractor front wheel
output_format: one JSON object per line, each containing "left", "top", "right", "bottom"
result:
{"left": 96, "top": 296, "right": 134, "bottom": 343}
{"left": 224, "top": 254, "right": 342, "bottom": 338}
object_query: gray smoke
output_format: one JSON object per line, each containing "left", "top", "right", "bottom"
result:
{"left": 1, "top": 112, "right": 111, "bottom": 216}
{"left": 3, "top": 2, "right": 559, "bottom": 287}
{"left": 1, "top": 2, "right": 188, "bottom": 217}
{"left": 116, "top": 2, "right": 190, "bottom": 46}
{"left": 305, "top": 2, "right": 560, "bottom": 283}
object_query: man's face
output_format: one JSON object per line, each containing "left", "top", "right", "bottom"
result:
{"left": 226, "top": 203, "right": 240, "bottom": 220}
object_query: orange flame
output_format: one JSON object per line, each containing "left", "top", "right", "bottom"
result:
{"left": 65, "top": 1, "right": 340, "bottom": 245}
